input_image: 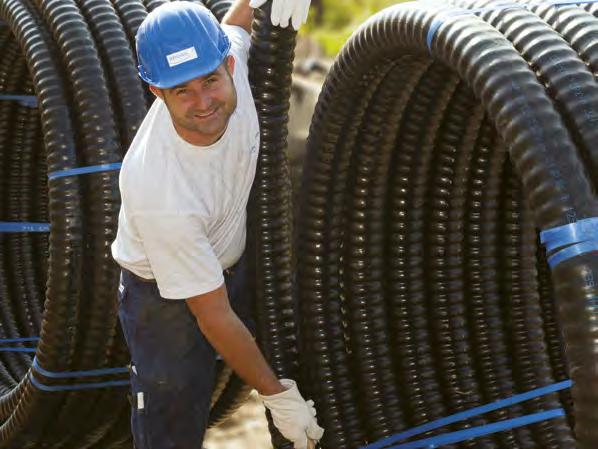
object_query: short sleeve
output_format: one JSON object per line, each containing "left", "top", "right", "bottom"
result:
{"left": 222, "top": 24, "right": 251, "bottom": 67}
{"left": 133, "top": 213, "right": 224, "bottom": 299}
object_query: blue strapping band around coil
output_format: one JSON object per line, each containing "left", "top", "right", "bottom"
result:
{"left": 385, "top": 409, "right": 565, "bottom": 449}
{"left": 0, "top": 337, "right": 40, "bottom": 352}
{"left": 0, "top": 94, "right": 37, "bottom": 108}
{"left": 32, "top": 356, "right": 129, "bottom": 378}
{"left": 0, "top": 337, "right": 40, "bottom": 343}
{"left": 0, "top": 348, "right": 36, "bottom": 353}
{"left": 361, "top": 379, "right": 571, "bottom": 449}
{"left": 0, "top": 163, "right": 122, "bottom": 233}
{"left": 30, "top": 356, "right": 130, "bottom": 392}
{"left": 48, "top": 162, "right": 122, "bottom": 180}
{"left": 540, "top": 217, "right": 598, "bottom": 267}
{"left": 29, "top": 373, "right": 130, "bottom": 392}
{"left": 540, "top": 217, "right": 598, "bottom": 251}
{"left": 547, "top": 240, "right": 598, "bottom": 267}
{"left": 0, "top": 222, "right": 50, "bottom": 233}
{"left": 426, "top": 0, "right": 598, "bottom": 50}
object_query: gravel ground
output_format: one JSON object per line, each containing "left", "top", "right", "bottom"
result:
{"left": 204, "top": 392, "right": 273, "bottom": 449}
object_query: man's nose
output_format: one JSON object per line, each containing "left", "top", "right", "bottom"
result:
{"left": 191, "top": 90, "right": 212, "bottom": 111}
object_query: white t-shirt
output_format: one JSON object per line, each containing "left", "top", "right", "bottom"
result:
{"left": 111, "top": 25, "right": 259, "bottom": 300}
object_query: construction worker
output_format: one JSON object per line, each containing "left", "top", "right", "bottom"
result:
{"left": 110, "top": 1, "right": 323, "bottom": 448}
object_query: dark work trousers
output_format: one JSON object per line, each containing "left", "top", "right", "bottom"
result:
{"left": 117, "top": 253, "right": 254, "bottom": 449}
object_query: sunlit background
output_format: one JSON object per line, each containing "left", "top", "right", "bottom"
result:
{"left": 303, "top": 0, "right": 404, "bottom": 55}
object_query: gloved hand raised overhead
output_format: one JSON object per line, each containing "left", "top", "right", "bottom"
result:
{"left": 249, "top": 0, "right": 311, "bottom": 30}
{"left": 259, "top": 379, "right": 324, "bottom": 449}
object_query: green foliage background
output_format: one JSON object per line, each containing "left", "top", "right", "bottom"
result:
{"left": 303, "top": 0, "right": 407, "bottom": 56}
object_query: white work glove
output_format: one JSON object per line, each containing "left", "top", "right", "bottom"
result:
{"left": 249, "top": 0, "right": 311, "bottom": 30}
{"left": 259, "top": 379, "right": 324, "bottom": 449}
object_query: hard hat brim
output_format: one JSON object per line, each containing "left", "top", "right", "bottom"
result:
{"left": 139, "top": 46, "right": 232, "bottom": 89}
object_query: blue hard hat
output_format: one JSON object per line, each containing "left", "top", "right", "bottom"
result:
{"left": 136, "top": 1, "right": 231, "bottom": 89}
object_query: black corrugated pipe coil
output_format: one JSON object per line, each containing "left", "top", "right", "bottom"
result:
{"left": 297, "top": 1, "right": 598, "bottom": 449}
{"left": 0, "top": 0, "right": 299, "bottom": 447}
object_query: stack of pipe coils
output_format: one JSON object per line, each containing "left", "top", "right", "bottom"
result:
{"left": 297, "top": 1, "right": 598, "bottom": 448}
{"left": 0, "top": 0, "right": 298, "bottom": 447}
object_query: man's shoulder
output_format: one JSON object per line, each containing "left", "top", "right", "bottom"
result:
{"left": 222, "top": 24, "right": 251, "bottom": 68}
{"left": 120, "top": 141, "right": 165, "bottom": 210}
{"left": 119, "top": 151, "right": 149, "bottom": 212}
{"left": 120, "top": 100, "right": 169, "bottom": 185}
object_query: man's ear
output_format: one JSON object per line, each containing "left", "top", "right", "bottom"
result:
{"left": 226, "top": 55, "right": 236, "bottom": 76}
{"left": 149, "top": 85, "right": 164, "bottom": 99}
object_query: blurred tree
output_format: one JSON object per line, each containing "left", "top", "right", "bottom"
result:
{"left": 311, "top": 0, "right": 323, "bottom": 25}
{"left": 302, "top": 0, "right": 404, "bottom": 56}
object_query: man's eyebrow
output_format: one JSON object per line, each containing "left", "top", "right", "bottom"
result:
{"left": 170, "top": 70, "right": 221, "bottom": 91}
{"left": 203, "top": 70, "right": 220, "bottom": 79}
{"left": 171, "top": 82, "right": 189, "bottom": 90}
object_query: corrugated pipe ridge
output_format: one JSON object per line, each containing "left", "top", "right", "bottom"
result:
{"left": 0, "top": 0, "right": 299, "bottom": 447}
{"left": 297, "top": 1, "right": 598, "bottom": 449}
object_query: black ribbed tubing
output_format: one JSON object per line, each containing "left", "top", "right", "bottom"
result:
{"left": 297, "top": 1, "right": 598, "bottom": 448}
{"left": 246, "top": 1, "right": 300, "bottom": 447}
{"left": 0, "top": 0, "right": 299, "bottom": 447}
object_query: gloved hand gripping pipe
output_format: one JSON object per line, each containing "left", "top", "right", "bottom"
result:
{"left": 297, "top": 1, "right": 598, "bottom": 448}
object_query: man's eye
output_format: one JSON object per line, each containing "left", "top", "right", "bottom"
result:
{"left": 206, "top": 78, "right": 217, "bottom": 85}
{"left": 176, "top": 89, "right": 188, "bottom": 95}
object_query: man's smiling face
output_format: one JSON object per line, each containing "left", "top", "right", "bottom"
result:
{"left": 151, "top": 55, "right": 238, "bottom": 146}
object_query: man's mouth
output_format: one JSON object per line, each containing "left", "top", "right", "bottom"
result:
{"left": 194, "top": 108, "right": 218, "bottom": 119}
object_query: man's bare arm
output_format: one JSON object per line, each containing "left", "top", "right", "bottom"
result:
{"left": 222, "top": 0, "right": 253, "bottom": 33}
{"left": 186, "top": 284, "right": 285, "bottom": 395}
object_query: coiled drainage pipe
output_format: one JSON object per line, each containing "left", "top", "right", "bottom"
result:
{"left": 0, "top": 0, "right": 298, "bottom": 447}
{"left": 297, "top": 1, "right": 598, "bottom": 448}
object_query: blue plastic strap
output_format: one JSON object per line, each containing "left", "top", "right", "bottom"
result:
{"left": 1, "top": 163, "right": 122, "bottom": 234}
{"left": 426, "top": 6, "right": 471, "bottom": 50}
{"left": 0, "top": 338, "right": 38, "bottom": 352}
{"left": 386, "top": 409, "right": 565, "bottom": 449}
{"left": 0, "top": 337, "right": 40, "bottom": 343}
{"left": 0, "top": 94, "right": 37, "bottom": 108}
{"left": 48, "top": 162, "right": 122, "bottom": 181}
{"left": 0, "top": 222, "right": 50, "bottom": 233}
{"left": 547, "top": 240, "right": 598, "bottom": 268}
{"left": 0, "top": 338, "right": 39, "bottom": 352}
{"left": 540, "top": 217, "right": 598, "bottom": 251}
{"left": 0, "top": 348, "right": 36, "bottom": 353}
{"left": 29, "top": 372, "right": 130, "bottom": 392}
{"left": 32, "top": 356, "right": 129, "bottom": 378}
{"left": 426, "top": 0, "right": 598, "bottom": 50}
{"left": 539, "top": 218, "right": 598, "bottom": 267}
{"left": 361, "top": 380, "right": 571, "bottom": 449}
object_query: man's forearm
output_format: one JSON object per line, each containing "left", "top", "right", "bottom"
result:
{"left": 222, "top": 0, "right": 253, "bottom": 33}
{"left": 199, "top": 309, "right": 284, "bottom": 395}
{"left": 186, "top": 286, "right": 284, "bottom": 396}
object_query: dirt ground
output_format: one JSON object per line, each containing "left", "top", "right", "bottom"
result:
{"left": 204, "top": 392, "right": 273, "bottom": 449}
